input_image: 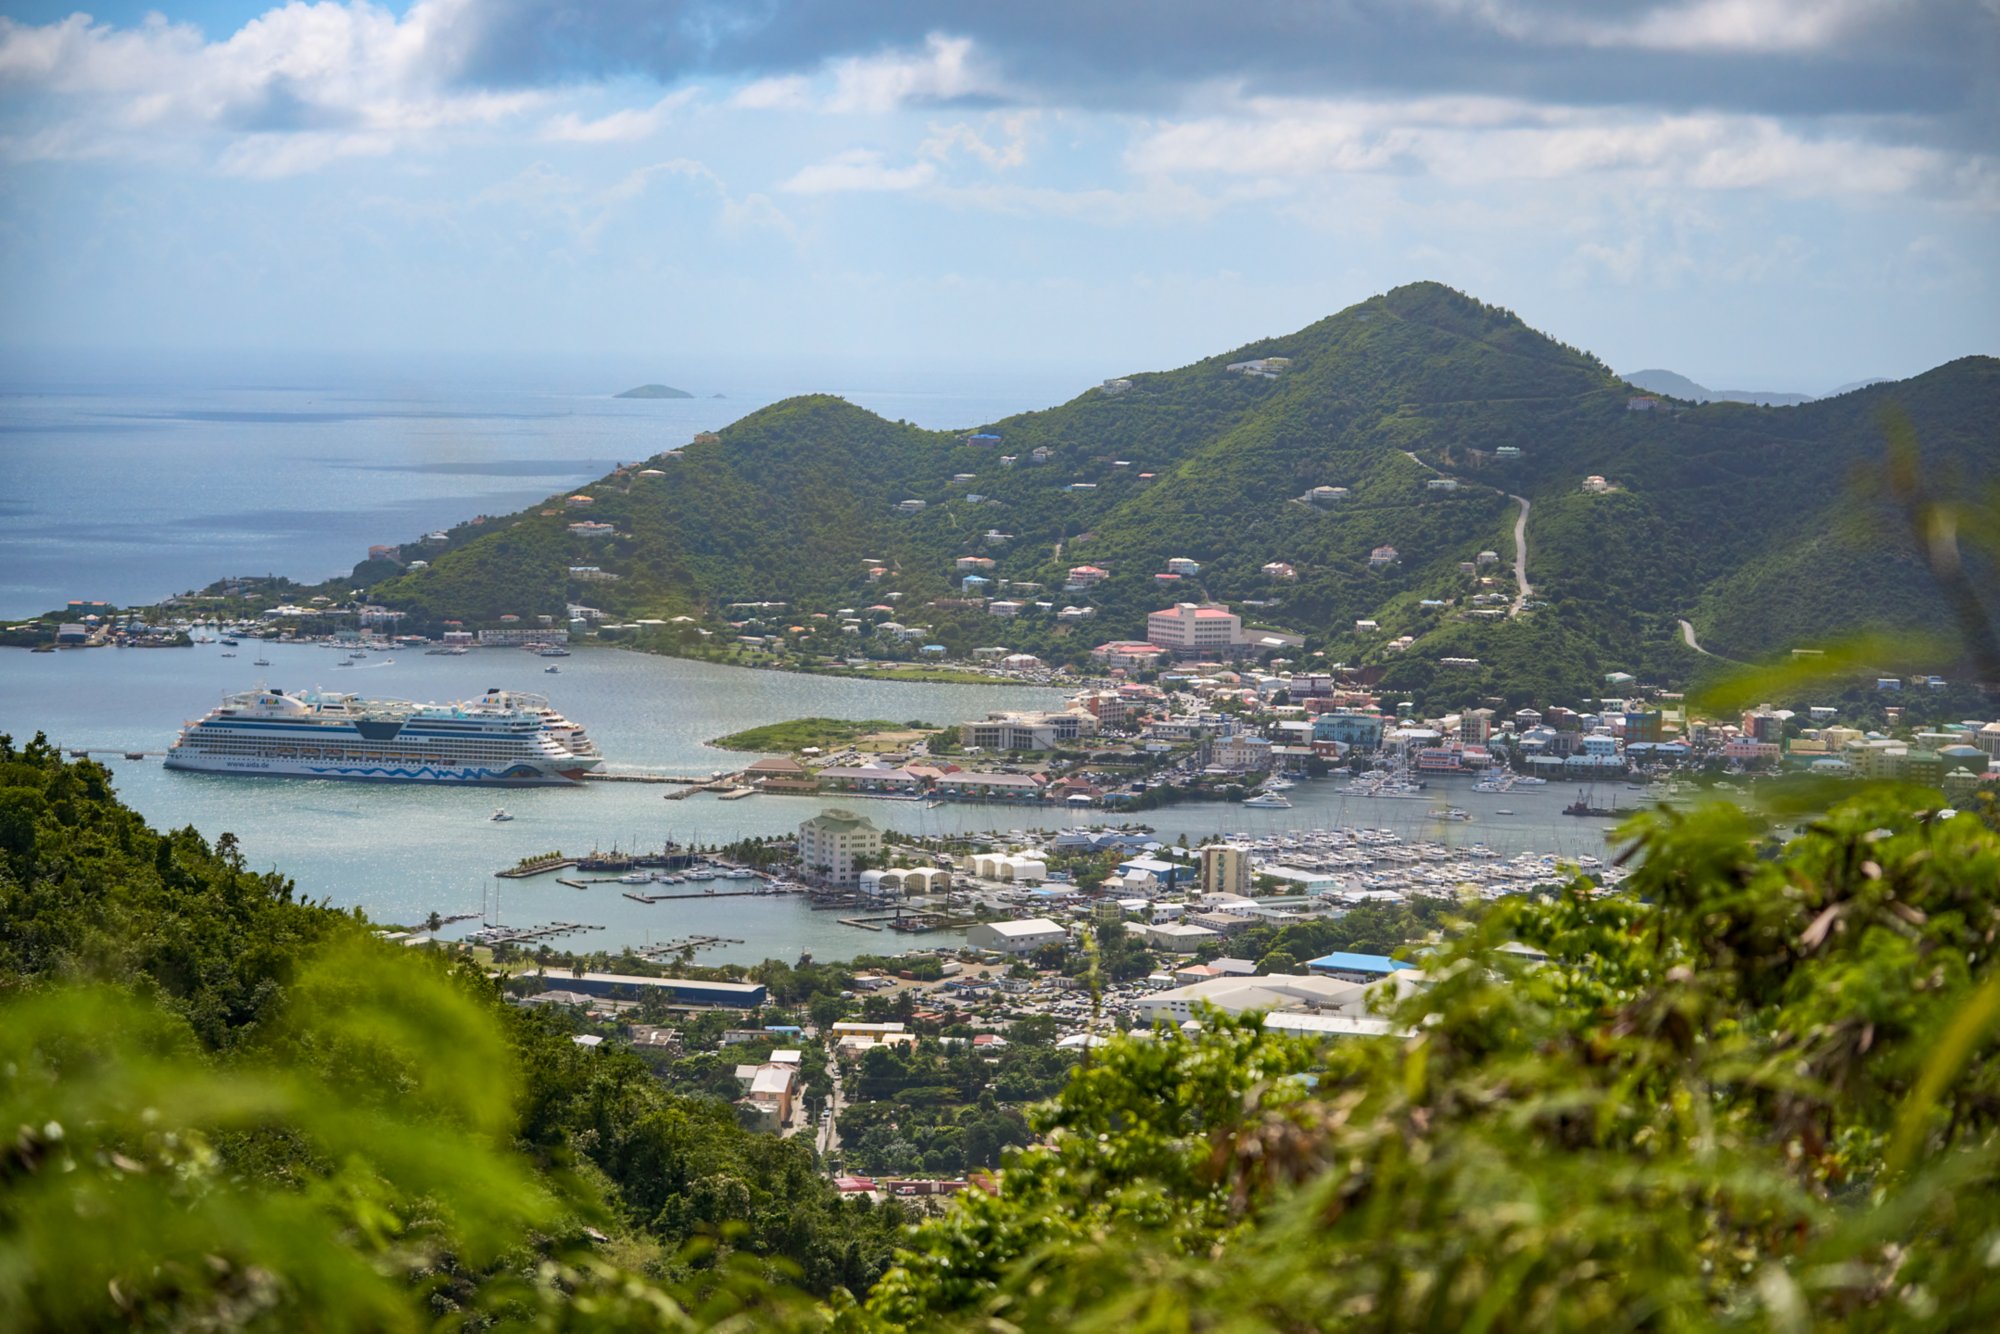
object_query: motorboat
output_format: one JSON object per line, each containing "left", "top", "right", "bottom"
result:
{"left": 490, "top": 808, "right": 515, "bottom": 822}
{"left": 1242, "top": 792, "right": 1293, "bottom": 809}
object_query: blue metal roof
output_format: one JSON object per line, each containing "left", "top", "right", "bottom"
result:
{"left": 1306, "top": 951, "right": 1416, "bottom": 975}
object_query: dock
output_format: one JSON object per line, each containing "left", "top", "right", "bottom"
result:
{"left": 497, "top": 857, "right": 577, "bottom": 879}
{"left": 582, "top": 771, "right": 711, "bottom": 785}
{"left": 616, "top": 888, "right": 777, "bottom": 903}
{"left": 633, "top": 934, "right": 743, "bottom": 960}
{"left": 663, "top": 779, "right": 742, "bottom": 801}
{"left": 462, "top": 920, "right": 603, "bottom": 946}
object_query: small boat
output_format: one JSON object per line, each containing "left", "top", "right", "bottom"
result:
{"left": 1494, "top": 809, "right": 1515, "bottom": 816}
{"left": 490, "top": 809, "right": 514, "bottom": 822}
{"left": 544, "top": 665, "right": 560, "bottom": 674}
{"left": 124, "top": 751, "right": 146, "bottom": 760}
{"left": 220, "top": 652, "right": 236, "bottom": 658}
{"left": 253, "top": 657, "right": 271, "bottom": 666}
{"left": 220, "top": 638, "right": 239, "bottom": 646}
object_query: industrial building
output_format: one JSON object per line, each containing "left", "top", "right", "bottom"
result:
{"left": 538, "top": 973, "right": 768, "bottom": 1008}
{"left": 966, "top": 918, "right": 1068, "bottom": 954}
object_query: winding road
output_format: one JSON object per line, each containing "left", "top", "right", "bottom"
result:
{"left": 1399, "top": 449, "right": 1533, "bottom": 616}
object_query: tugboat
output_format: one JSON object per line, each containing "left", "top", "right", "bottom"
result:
{"left": 1563, "top": 788, "right": 1618, "bottom": 817}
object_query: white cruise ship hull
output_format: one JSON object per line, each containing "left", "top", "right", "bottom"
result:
{"left": 163, "top": 753, "right": 592, "bottom": 785}
{"left": 165, "top": 686, "right": 601, "bottom": 787}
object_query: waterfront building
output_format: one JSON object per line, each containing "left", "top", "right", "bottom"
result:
{"left": 797, "top": 809, "right": 882, "bottom": 888}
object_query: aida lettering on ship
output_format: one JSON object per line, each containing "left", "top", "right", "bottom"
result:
{"left": 164, "top": 687, "right": 602, "bottom": 785}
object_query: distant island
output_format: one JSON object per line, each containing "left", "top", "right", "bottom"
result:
{"left": 615, "top": 384, "right": 694, "bottom": 399}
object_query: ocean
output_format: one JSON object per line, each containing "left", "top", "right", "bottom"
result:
{"left": 0, "top": 350, "right": 1087, "bottom": 618}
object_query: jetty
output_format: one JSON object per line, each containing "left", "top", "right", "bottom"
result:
{"left": 663, "top": 778, "right": 743, "bottom": 801}
{"left": 497, "top": 856, "right": 576, "bottom": 879}
{"left": 617, "top": 887, "right": 777, "bottom": 903}
{"left": 463, "top": 920, "right": 603, "bottom": 946}
{"left": 582, "top": 771, "right": 711, "bottom": 785}
{"left": 634, "top": 934, "right": 742, "bottom": 960}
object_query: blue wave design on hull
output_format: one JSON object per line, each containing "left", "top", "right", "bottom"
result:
{"left": 303, "top": 763, "right": 572, "bottom": 784}
{"left": 166, "top": 759, "right": 581, "bottom": 786}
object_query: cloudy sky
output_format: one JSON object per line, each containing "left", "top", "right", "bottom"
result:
{"left": 1, "top": 0, "right": 1995, "bottom": 388}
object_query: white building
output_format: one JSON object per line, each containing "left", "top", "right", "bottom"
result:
{"left": 797, "top": 809, "right": 882, "bottom": 888}
{"left": 1132, "top": 973, "right": 1366, "bottom": 1024}
{"left": 1146, "top": 602, "right": 1246, "bottom": 657}
{"left": 1136, "top": 922, "right": 1223, "bottom": 952}
{"left": 966, "top": 918, "right": 1068, "bottom": 954}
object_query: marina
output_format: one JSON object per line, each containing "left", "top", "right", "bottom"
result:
{"left": 4, "top": 639, "right": 1656, "bottom": 962}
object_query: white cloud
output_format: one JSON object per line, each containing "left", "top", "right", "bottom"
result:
{"left": 730, "top": 75, "right": 812, "bottom": 111}
{"left": 731, "top": 34, "right": 1007, "bottom": 116}
{"left": 471, "top": 156, "right": 796, "bottom": 251}
{"left": 1579, "top": 0, "right": 1888, "bottom": 53}
{"left": 780, "top": 148, "right": 937, "bottom": 194}
{"left": 1127, "top": 95, "right": 1989, "bottom": 204}
{"left": 1420, "top": 0, "right": 1890, "bottom": 53}
{"left": 919, "top": 113, "right": 1039, "bottom": 169}
{"left": 0, "top": 2, "right": 542, "bottom": 172}
{"left": 826, "top": 34, "right": 998, "bottom": 113}
{"left": 539, "top": 90, "right": 695, "bottom": 144}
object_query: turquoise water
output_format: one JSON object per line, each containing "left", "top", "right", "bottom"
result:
{"left": 1, "top": 641, "right": 1633, "bottom": 962}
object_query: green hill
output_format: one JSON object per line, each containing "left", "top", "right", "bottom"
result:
{"left": 367, "top": 283, "right": 1997, "bottom": 703}
{"left": 615, "top": 383, "right": 694, "bottom": 398}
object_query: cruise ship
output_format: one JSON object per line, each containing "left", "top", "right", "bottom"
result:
{"left": 165, "top": 687, "right": 602, "bottom": 785}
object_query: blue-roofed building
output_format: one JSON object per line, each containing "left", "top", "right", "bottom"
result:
{"left": 1305, "top": 952, "right": 1418, "bottom": 982}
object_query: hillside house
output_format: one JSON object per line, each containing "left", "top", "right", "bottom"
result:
{"left": 1367, "top": 546, "right": 1399, "bottom": 567}
{"left": 1066, "top": 565, "right": 1110, "bottom": 588}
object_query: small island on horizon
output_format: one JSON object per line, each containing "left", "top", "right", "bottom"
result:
{"left": 615, "top": 383, "right": 694, "bottom": 399}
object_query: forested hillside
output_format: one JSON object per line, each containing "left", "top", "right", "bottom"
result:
{"left": 366, "top": 283, "right": 1997, "bottom": 698}
{"left": 0, "top": 735, "right": 905, "bottom": 1328}
{"left": 9, "top": 737, "right": 2000, "bottom": 1328}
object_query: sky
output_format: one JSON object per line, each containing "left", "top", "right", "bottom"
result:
{"left": 0, "top": 0, "right": 1995, "bottom": 390}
